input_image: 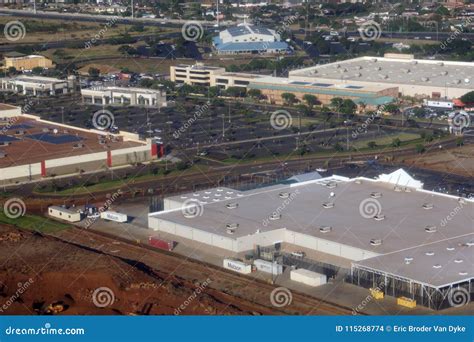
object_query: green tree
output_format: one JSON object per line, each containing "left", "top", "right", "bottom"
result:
{"left": 248, "top": 89, "right": 262, "bottom": 100}
{"left": 31, "top": 66, "right": 44, "bottom": 75}
{"left": 367, "top": 141, "right": 377, "bottom": 149}
{"left": 281, "top": 92, "right": 297, "bottom": 105}
{"left": 391, "top": 138, "right": 401, "bottom": 147}
{"left": 303, "top": 94, "right": 318, "bottom": 108}
{"left": 88, "top": 67, "right": 100, "bottom": 78}
{"left": 415, "top": 144, "right": 425, "bottom": 154}
{"left": 460, "top": 91, "right": 474, "bottom": 104}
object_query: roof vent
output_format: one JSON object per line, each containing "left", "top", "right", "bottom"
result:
{"left": 441, "top": 71, "right": 448, "bottom": 76}
{"left": 394, "top": 186, "right": 402, "bottom": 192}
{"left": 203, "top": 196, "right": 210, "bottom": 199}
{"left": 226, "top": 191, "right": 234, "bottom": 194}
{"left": 213, "top": 198, "right": 220, "bottom": 202}
{"left": 454, "top": 259, "right": 463, "bottom": 263}
{"left": 237, "top": 193, "right": 244, "bottom": 197}
{"left": 464, "top": 241, "right": 474, "bottom": 247}
{"left": 376, "top": 66, "right": 382, "bottom": 71}
{"left": 433, "top": 264, "right": 442, "bottom": 269}
{"left": 425, "top": 225, "right": 437, "bottom": 233}
{"left": 404, "top": 188, "right": 412, "bottom": 193}
{"left": 372, "top": 58, "right": 378, "bottom": 62}
{"left": 336, "top": 64, "right": 341, "bottom": 69}
{"left": 412, "top": 60, "right": 418, "bottom": 65}
{"left": 425, "top": 251, "right": 435, "bottom": 256}
{"left": 422, "top": 203, "right": 434, "bottom": 210}
{"left": 459, "top": 271, "right": 468, "bottom": 276}
{"left": 454, "top": 79, "right": 461, "bottom": 84}
{"left": 326, "top": 182, "right": 337, "bottom": 189}
{"left": 269, "top": 213, "right": 281, "bottom": 220}
{"left": 421, "top": 77, "right": 430, "bottom": 82}
{"left": 226, "top": 202, "right": 239, "bottom": 209}
{"left": 279, "top": 192, "right": 290, "bottom": 199}
{"left": 355, "top": 179, "right": 362, "bottom": 184}
{"left": 180, "top": 196, "right": 188, "bottom": 199}
{"left": 216, "top": 188, "right": 224, "bottom": 192}
{"left": 319, "top": 226, "right": 332, "bottom": 233}
{"left": 356, "top": 65, "right": 362, "bottom": 70}
{"left": 356, "top": 73, "right": 362, "bottom": 77}
{"left": 204, "top": 191, "right": 211, "bottom": 194}
{"left": 322, "top": 202, "right": 335, "bottom": 209}
{"left": 404, "top": 257, "right": 413, "bottom": 264}
{"left": 193, "top": 193, "right": 200, "bottom": 197}
{"left": 226, "top": 223, "right": 239, "bottom": 234}
{"left": 446, "top": 247, "right": 455, "bottom": 251}
{"left": 374, "top": 214, "right": 385, "bottom": 221}
{"left": 370, "top": 192, "right": 382, "bottom": 199}
{"left": 370, "top": 238, "right": 382, "bottom": 246}
{"left": 215, "top": 193, "right": 222, "bottom": 197}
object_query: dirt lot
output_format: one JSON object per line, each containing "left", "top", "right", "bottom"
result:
{"left": 398, "top": 144, "right": 474, "bottom": 178}
{"left": 0, "top": 224, "right": 270, "bottom": 315}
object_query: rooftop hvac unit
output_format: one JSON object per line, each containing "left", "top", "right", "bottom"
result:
{"left": 226, "top": 202, "right": 239, "bottom": 209}
{"left": 437, "top": 62, "right": 444, "bottom": 66}
{"left": 226, "top": 191, "right": 234, "bottom": 194}
{"left": 269, "top": 213, "right": 281, "bottom": 220}
{"left": 464, "top": 241, "right": 474, "bottom": 247}
{"left": 425, "top": 225, "right": 437, "bottom": 233}
{"left": 374, "top": 214, "right": 385, "bottom": 221}
{"left": 193, "top": 193, "right": 200, "bottom": 197}
{"left": 459, "top": 271, "right": 468, "bottom": 276}
{"left": 376, "top": 66, "right": 382, "bottom": 71}
{"left": 454, "top": 79, "right": 461, "bottom": 84}
{"left": 319, "top": 226, "right": 332, "bottom": 233}
{"left": 216, "top": 188, "right": 224, "bottom": 192}
{"left": 422, "top": 203, "right": 434, "bottom": 210}
{"left": 342, "top": 68, "right": 348, "bottom": 72}
{"left": 421, "top": 77, "right": 430, "bottom": 82}
{"left": 412, "top": 61, "right": 418, "bottom": 65}
{"left": 322, "top": 202, "right": 335, "bottom": 209}
{"left": 326, "top": 182, "right": 337, "bottom": 189}
{"left": 370, "top": 192, "right": 382, "bottom": 198}
{"left": 355, "top": 179, "right": 362, "bottom": 184}
{"left": 371, "top": 58, "right": 378, "bottom": 62}
{"left": 203, "top": 196, "right": 209, "bottom": 199}
{"left": 404, "top": 257, "right": 413, "bottom": 264}
{"left": 370, "top": 238, "right": 382, "bottom": 246}
{"left": 356, "top": 73, "right": 362, "bottom": 77}
{"left": 433, "top": 264, "right": 442, "bottom": 269}
{"left": 441, "top": 71, "right": 448, "bottom": 76}
{"left": 356, "top": 65, "right": 362, "bottom": 70}
{"left": 204, "top": 191, "right": 211, "bottom": 194}
{"left": 465, "top": 78, "right": 470, "bottom": 84}
{"left": 226, "top": 223, "right": 239, "bottom": 234}
{"left": 404, "top": 188, "right": 412, "bottom": 193}
{"left": 215, "top": 193, "right": 222, "bottom": 197}
{"left": 279, "top": 192, "right": 290, "bottom": 199}
{"left": 446, "top": 247, "right": 455, "bottom": 251}
{"left": 336, "top": 64, "right": 341, "bottom": 69}
{"left": 454, "top": 258, "right": 463, "bottom": 263}
{"left": 425, "top": 251, "right": 435, "bottom": 256}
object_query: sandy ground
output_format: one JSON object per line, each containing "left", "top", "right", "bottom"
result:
{"left": 0, "top": 224, "right": 268, "bottom": 315}
{"left": 398, "top": 145, "right": 474, "bottom": 178}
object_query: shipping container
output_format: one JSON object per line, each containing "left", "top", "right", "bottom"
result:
{"left": 253, "top": 259, "right": 283, "bottom": 275}
{"left": 290, "top": 268, "right": 327, "bottom": 287}
{"left": 223, "top": 259, "right": 252, "bottom": 274}
{"left": 100, "top": 211, "right": 128, "bottom": 223}
{"left": 148, "top": 237, "right": 175, "bottom": 251}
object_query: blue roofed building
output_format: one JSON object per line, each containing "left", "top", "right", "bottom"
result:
{"left": 213, "top": 23, "right": 289, "bottom": 55}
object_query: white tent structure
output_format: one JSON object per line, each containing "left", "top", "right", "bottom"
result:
{"left": 376, "top": 168, "right": 423, "bottom": 189}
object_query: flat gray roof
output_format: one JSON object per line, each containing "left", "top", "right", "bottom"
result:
{"left": 150, "top": 171, "right": 473, "bottom": 287}
{"left": 354, "top": 234, "right": 473, "bottom": 288}
{"left": 289, "top": 56, "right": 474, "bottom": 90}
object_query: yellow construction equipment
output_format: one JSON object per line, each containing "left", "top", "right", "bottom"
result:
{"left": 370, "top": 288, "right": 384, "bottom": 300}
{"left": 397, "top": 296, "right": 416, "bottom": 308}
